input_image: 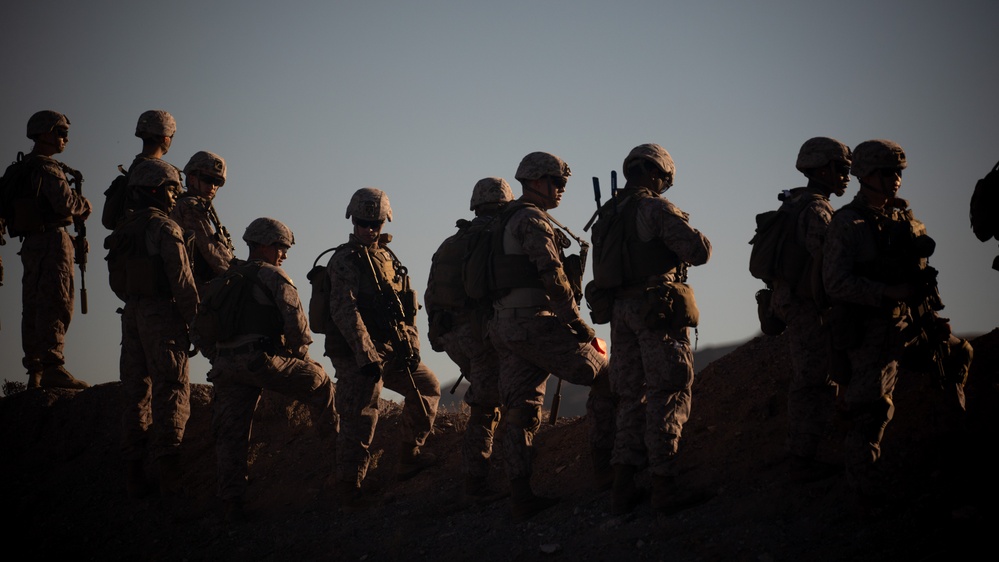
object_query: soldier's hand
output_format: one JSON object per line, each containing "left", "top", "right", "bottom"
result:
{"left": 568, "top": 318, "right": 595, "bottom": 343}
{"left": 361, "top": 361, "right": 383, "bottom": 378}
{"left": 406, "top": 354, "right": 421, "bottom": 372}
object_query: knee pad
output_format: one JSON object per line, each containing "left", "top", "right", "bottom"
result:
{"left": 504, "top": 405, "right": 541, "bottom": 433}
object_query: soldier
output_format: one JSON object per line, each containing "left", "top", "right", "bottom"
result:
{"left": 425, "top": 177, "right": 512, "bottom": 503}
{"left": 170, "top": 150, "right": 234, "bottom": 295}
{"left": 13, "top": 110, "right": 92, "bottom": 389}
{"left": 324, "top": 188, "right": 440, "bottom": 509}
{"left": 206, "top": 217, "right": 338, "bottom": 523}
{"left": 107, "top": 159, "right": 198, "bottom": 501}
{"left": 771, "top": 137, "right": 852, "bottom": 483}
{"left": 590, "top": 144, "right": 712, "bottom": 515}
{"left": 103, "top": 110, "right": 177, "bottom": 230}
{"left": 823, "top": 139, "right": 955, "bottom": 508}
{"left": 487, "top": 151, "right": 615, "bottom": 520}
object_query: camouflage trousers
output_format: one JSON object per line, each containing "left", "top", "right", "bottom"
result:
{"left": 609, "top": 297, "right": 694, "bottom": 477}
{"left": 19, "top": 229, "right": 74, "bottom": 373}
{"left": 330, "top": 355, "right": 440, "bottom": 486}
{"left": 488, "top": 312, "right": 614, "bottom": 480}
{"left": 840, "top": 313, "right": 905, "bottom": 496}
{"left": 119, "top": 296, "right": 191, "bottom": 462}
{"left": 437, "top": 314, "right": 502, "bottom": 479}
{"left": 777, "top": 297, "right": 837, "bottom": 459}
{"left": 208, "top": 351, "right": 335, "bottom": 500}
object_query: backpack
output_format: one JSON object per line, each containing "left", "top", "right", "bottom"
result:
{"left": 462, "top": 211, "right": 507, "bottom": 301}
{"left": 190, "top": 261, "right": 265, "bottom": 349}
{"left": 306, "top": 246, "right": 340, "bottom": 334}
{"left": 425, "top": 219, "right": 477, "bottom": 311}
{"left": 0, "top": 152, "right": 44, "bottom": 238}
{"left": 101, "top": 165, "right": 130, "bottom": 230}
{"left": 748, "top": 189, "right": 822, "bottom": 285}
{"left": 970, "top": 159, "right": 999, "bottom": 243}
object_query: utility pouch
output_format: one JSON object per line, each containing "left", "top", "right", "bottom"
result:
{"left": 400, "top": 288, "right": 419, "bottom": 325}
{"left": 584, "top": 279, "right": 614, "bottom": 325}
{"left": 643, "top": 277, "right": 699, "bottom": 330}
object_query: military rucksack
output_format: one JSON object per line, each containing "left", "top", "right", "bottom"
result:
{"left": 425, "top": 218, "right": 478, "bottom": 311}
{"left": 748, "top": 189, "right": 822, "bottom": 285}
{"left": 970, "top": 159, "right": 999, "bottom": 243}
{"left": 0, "top": 152, "right": 44, "bottom": 238}
{"left": 306, "top": 246, "right": 340, "bottom": 334}
{"left": 101, "top": 165, "right": 130, "bottom": 230}
{"left": 190, "top": 261, "right": 269, "bottom": 349}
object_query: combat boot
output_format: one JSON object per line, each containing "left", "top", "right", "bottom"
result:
{"left": 591, "top": 446, "right": 614, "bottom": 491}
{"left": 611, "top": 464, "right": 643, "bottom": 515}
{"left": 651, "top": 474, "right": 713, "bottom": 516}
{"left": 397, "top": 441, "right": 437, "bottom": 481}
{"left": 40, "top": 365, "right": 90, "bottom": 390}
{"left": 509, "top": 476, "right": 559, "bottom": 521}
{"left": 125, "top": 459, "right": 153, "bottom": 499}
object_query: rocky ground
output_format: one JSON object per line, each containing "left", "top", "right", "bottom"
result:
{"left": 2, "top": 329, "right": 996, "bottom": 561}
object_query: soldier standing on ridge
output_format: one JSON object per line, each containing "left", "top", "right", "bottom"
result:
{"left": 11, "top": 110, "right": 92, "bottom": 389}
{"left": 171, "top": 150, "right": 234, "bottom": 296}
{"left": 206, "top": 217, "right": 338, "bottom": 523}
{"left": 589, "top": 144, "right": 712, "bottom": 515}
{"left": 107, "top": 160, "right": 198, "bottom": 502}
{"left": 324, "top": 188, "right": 440, "bottom": 509}
{"left": 103, "top": 110, "right": 177, "bottom": 230}
{"left": 771, "top": 137, "right": 852, "bottom": 483}
{"left": 425, "top": 177, "right": 513, "bottom": 503}
{"left": 487, "top": 151, "right": 615, "bottom": 520}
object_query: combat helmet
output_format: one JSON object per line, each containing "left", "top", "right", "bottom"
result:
{"left": 469, "top": 177, "right": 513, "bottom": 211}
{"left": 346, "top": 187, "right": 392, "bottom": 222}
{"left": 184, "top": 151, "right": 227, "bottom": 186}
{"left": 851, "top": 139, "right": 907, "bottom": 178}
{"left": 795, "top": 137, "right": 852, "bottom": 173}
{"left": 515, "top": 152, "right": 571, "bottom": 182}
{"left": 26, "top": 110, "right": 70, "bottom": 139}
{"left": 135, "top": 110, "right": 177, "bottom": 139}
{"left": 243, "top": 217, "right": 295, "bottom": 248}
{"left": 623, "top": 143, "right": 675, "bottom": 187}
{"left": 127, "top": 159, "right": 182, "bottom": 210}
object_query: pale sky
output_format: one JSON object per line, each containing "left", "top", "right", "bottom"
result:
{"left": 2, "top": 1, "right": 997, "bottom": 393}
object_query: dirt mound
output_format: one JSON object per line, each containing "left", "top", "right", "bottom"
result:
{"left": 2, "top": 330, "right": 996, "bottom": 561}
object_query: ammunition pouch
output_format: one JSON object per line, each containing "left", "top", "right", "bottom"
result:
{"left": 584, "top": 280, "right": 614, "bottom": 325}
{"left": 400, "top": 288, "right": 419, "bottom": 325}
{"left": 755, "top": 288, "right": 785, "bottom": 336}
{"left": 642, "top": 276, "right": 699, "bottom": 331}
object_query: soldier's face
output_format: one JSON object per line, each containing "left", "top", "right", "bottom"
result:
{"left": 259, "top": 244, "right": 289, "bottom": 266}
{"left": 190, "top": 174, "right": 221, "bottom": 199}
{"left": 353, "top": 218, "right": 384, "bottom": 246}
{"left": 35, "top": 128, "right": 68, "bottom": 154}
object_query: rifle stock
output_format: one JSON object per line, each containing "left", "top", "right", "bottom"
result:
{"left": 61, "top": 164, "right": 87, "bottom": 314}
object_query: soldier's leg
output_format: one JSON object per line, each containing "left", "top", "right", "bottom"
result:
{"left": 252, "top": 353, "right": 337, "bottom": 435}
{"left": 210, "top": 370, "right": 261, "bottom": 502}
{"left": 785, "top": 303, "right": 836, "bottom": 460}
{"left": 120, "top": 303, "right": 153, "bottom": 463}
{"left": 332, "top": 360, "right": 382, "bottom": 486}
{"left": 143, "top": 305, "right": 192, "bottom": 462}
{"left": 641, "top": 325, "right": 693, "bottom": 476}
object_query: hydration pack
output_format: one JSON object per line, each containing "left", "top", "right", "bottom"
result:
{"left": 748, "top": 189, "right": 822, "bottom": 286}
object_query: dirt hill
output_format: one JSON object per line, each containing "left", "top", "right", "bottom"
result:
{"left": 2, "top": 330, "right": 996, "bottom": 561}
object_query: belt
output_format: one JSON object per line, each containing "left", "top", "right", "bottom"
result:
{"left": 215, "top": 340, "right": 273, "bottom": 357}
{"left": 494, "top": 306, "right": 553, "bottom": 319}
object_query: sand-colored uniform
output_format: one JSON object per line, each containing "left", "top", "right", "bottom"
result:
{"left": 325, "top": 235, "right": 440, "bottom": 487}
{"left": 18, "top": 155, "right": 90, "bottom": 373}
{"left": 208, "top": 259, "right": 336, "bottom": 500}
{"left": 117, "top": 208, "right": 198, "bottom": 462}
{"left": 606, "top": 192, "right": 711, "bottom": 476}
{"left": 170, "top": 194, "right": 234, "bottom": 294}
{"left": 487, "top": 201, "right": 614, "bottom": 481}
{"left": 822, "top": 195, "right": 910, "bottom": 496}
{"left": 770, "top": 186, "right": 838, "bottom": 459}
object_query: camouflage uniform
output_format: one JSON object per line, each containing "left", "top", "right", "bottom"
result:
{"left": 13, "top": 112, "right": 92, "bottom": 387}
{"left": 488, "top": 203, "right": 614, "bottom": 486}
{"left": 19, "top": 155, "right": 90, "bottom": 379}
{"left": 170, "top": 151, "right": 233, "bottom": 295}
{"left": 114, "top": 161, "right": 198, "bottom": 478}
{"left": 607, "top": 194, "right": 711, "bottom": 476}
{"left": 209, "top": 257, "right": 336, "bottom": 502}
{"left": 325, "top": 190, "right": 439, "bottom": 492}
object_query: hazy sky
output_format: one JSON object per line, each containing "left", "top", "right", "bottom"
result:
{"left": 2, "top": 1, "right": 997, "bottom": 393}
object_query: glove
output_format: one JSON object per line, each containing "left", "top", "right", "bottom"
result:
{"left": 360, "top": 361, "right": 383, "bottom": 378}
{"left": 568, "top": 318, "right": 595, "bottom": 343}
{"left": 406, "top": 354, "right": 421, "bottom": 372}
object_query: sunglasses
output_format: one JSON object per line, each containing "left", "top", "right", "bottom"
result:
{"left": 548, "top": 176, "right": 567, "bottom": 189}
{"left": 54, "top": 128, "right": 69, "bottom": 139}
{"left": 354, "top": 218, "right": 384, "bottom": 229}
{"left": 878, "top": 167, "right": 903, "bottom": 178}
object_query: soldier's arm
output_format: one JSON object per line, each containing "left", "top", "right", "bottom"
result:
{"left": 38, "top": 161, "right": 92, "bottom": 219}
{"left": 158, "top": 220, "right": 199, "bottom": 325}
{"left": 260, "top": 266, "right": 312, "bottom": 358}
{"left": 822, "top": 214, "right": 885, "bottom": 307}
{"left": 644, "top": 199, "right": 711, "bottom": 266}
{"left": 328, "top": 252, "right": 381, "bottom": 367}
{"left": 170, "top": 198, "right": 233, "bottom": 276}
{"left": 516, "top": 212, "right": 580, "bottom": 323}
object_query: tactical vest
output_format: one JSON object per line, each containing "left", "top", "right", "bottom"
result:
{"left": 227, "top": 261, "right": 283, "bottom": 340}
{"left": 105, "top": 208, "right": 174, "bottom": 299}
{"left": 840, "top": 199, "right": 931, "bottom": 285}
{"left": 343, "top": 240, "right": 419, "bottom": 342}
{"left": 592, "top": 188, "right": 679, "bottom": 290}
{"left": 0, "top": 154, "right": 70, "bottom": 236}
{"left": 176, "top": 194, "right": 232, "bottom": 285}
{"left": 490, "top": 200, "right": 550, "bottom": 292}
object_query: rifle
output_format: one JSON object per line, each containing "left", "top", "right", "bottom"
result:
{"left": 207, "top": 201, "right": 234, "bottom": 252}
{"left": 61, "top": 163, "right": 87, "bottom": 314}
{"left": 449, "top": 372, "right": 465, "bottom": 395}
{"left": 542, "top": 209, "right": 590, "bottom": 303}
{"left": 583, "top": 176, "right": 602, "bottom": 232}
{"left": 361, "top": 246, "right": 429, "bottom": 418}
